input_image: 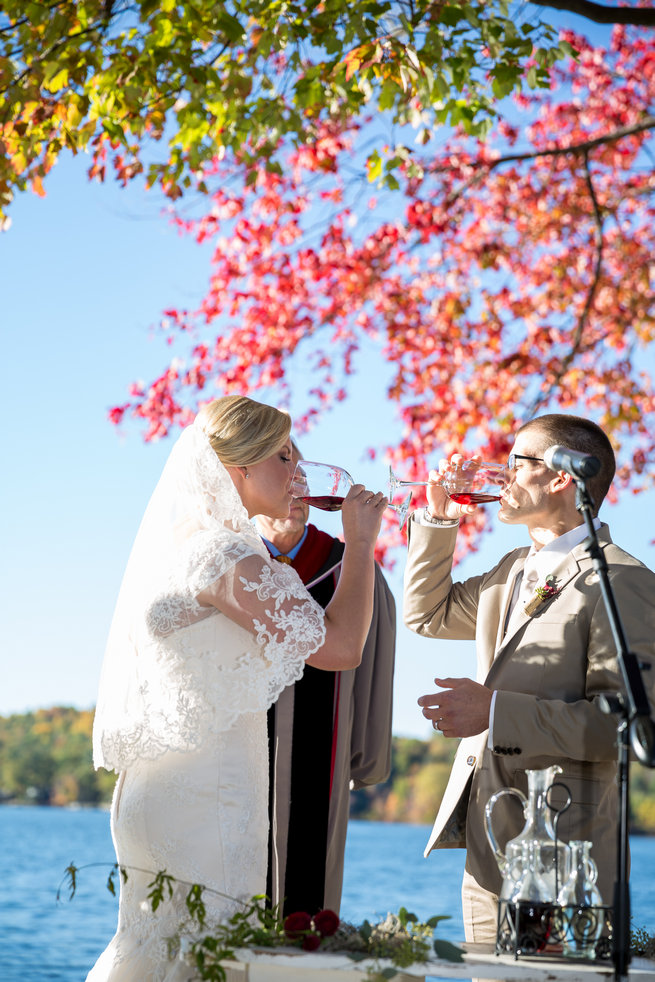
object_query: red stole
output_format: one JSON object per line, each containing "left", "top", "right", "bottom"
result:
{"left": 289, "top": 523, "right": 337, "bottom": 584}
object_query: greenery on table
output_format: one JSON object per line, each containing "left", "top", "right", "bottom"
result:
{"left": 631, "top": 923, "right": 655, "bottom": 961}
{"left": 61, "top": 863, "right": 463, "bottom": 981}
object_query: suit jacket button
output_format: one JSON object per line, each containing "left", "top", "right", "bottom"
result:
{"left": 494, "top": 745, "right": 502, "bottom": 754}
{"left": 466, "top": 755, "right": 476, "bottom": 766}
{"left": 514, "top": 747, "right": 522, "bottom": 754}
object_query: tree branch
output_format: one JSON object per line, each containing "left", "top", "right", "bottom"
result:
{"left": 529, "top": 0, "right": 655, "bottom": 26}
{"left": 524, "top": 149, "right": 605, "bottom": 418}
{"left": 445, "top": 114, "right": 655, "bottom": 206}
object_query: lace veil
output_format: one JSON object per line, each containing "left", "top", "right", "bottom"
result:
{"left": 93, "top": 419, "right": 326, "bottom": 772}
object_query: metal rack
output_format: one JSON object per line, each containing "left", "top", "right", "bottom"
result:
{"left": 496, "top": 900, "right": 614, "bottom": 961}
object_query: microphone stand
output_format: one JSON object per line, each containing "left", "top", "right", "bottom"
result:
{"left": 574, "top": 478, "right": 655, "bottom": 982}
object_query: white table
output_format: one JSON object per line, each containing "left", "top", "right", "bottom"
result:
{"left": 221, "top": 945, "right": 655, "bottom": 981}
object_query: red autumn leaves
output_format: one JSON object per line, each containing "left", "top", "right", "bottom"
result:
{"left": 110, "top": 24, "right": 655, "bottom": 561}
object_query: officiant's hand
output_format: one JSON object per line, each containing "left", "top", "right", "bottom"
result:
{"left": 418, "top": 677, "right": 492, "bottom": 738}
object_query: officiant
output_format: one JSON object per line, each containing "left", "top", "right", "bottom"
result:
{"left": 256, "top": 443, "right": 396, "bottom": 916}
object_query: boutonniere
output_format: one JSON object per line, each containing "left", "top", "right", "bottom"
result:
{"left": 524, "top": 575, "right": 561, "bottom": 617}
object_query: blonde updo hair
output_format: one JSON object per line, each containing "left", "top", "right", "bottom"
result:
{"left": 196, "top": 396, "right": 292, "bottom": 467}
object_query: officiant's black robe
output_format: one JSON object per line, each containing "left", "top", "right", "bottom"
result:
{"left": 265, "top": 523, "right": 396, "bottom": 915}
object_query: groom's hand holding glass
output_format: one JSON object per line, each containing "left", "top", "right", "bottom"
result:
{"left": 416, "top": 454, "right": 503, "bottom": 739}
{"left": 424, "top": 454, "right": 507, "bottom": 523}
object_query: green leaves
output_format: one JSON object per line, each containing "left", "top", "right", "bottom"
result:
{"left": 434, "top": 937, "right": 466, "bottom": 962}
{"left": 61, "top": 863, "right": 78, "bottom": 901}
{"left": 148, "top": 870, "right": 176, "bottom": 912}
{"left": 0, "top": 0, "right": 565, "bottom": 218}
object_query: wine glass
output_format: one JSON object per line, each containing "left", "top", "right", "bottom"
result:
{"left": 389, "top": 461, "right": 508, "bottom": 506}
{"left": 440, "top": 460, "right": 508, "bottom": 504}
{"left": 290, "top": 461, "right": 413, "bottom": 528}
{"left": 388, "top": 465, "right": 429, "bottom": 500}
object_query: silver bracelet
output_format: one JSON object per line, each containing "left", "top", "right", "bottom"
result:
{"left": 423, "top": 507, "right": 459, "bottom": 527}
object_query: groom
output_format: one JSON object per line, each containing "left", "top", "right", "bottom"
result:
{"left": 403, "top": 413, "right": 655, "bottom": 942}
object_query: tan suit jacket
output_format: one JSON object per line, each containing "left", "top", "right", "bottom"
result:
{"left": 403, "top": 518, "right": 655, "bottom": 900}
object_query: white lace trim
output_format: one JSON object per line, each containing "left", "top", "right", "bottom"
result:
{"left": 96, "top": 538, "right": 326, "bottom": 772}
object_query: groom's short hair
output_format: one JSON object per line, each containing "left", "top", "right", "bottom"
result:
{"left": 518, "top": 414, "right": 616, "bottom": 514}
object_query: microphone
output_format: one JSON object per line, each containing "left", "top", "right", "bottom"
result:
{"left": 543, "top": 444, "right": 601, "bottom": 479}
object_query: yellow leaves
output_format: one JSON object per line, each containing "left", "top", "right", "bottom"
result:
{"left": 343, "top": 41, "right": 385, "bottom": 83}
{"left": 366, "top": 149, "right": 383, "bottom": 182}
{"left": 153, "top": 16, "right": 176, "bottom": 48}
{"left": 145, "top": 107, "right": 166, "bottom": 138}
{"left": 10, "top": 149, "right": 28, "bottom": 176}
{"left": 344, "top": 47, "right": 364, "bottom": 84}
{"left": 43, "top": 68, "right": 69, "bottom": 93}
{"left": 42, "top": 53, "right": 73, "bottom": 92}
{"left": 442, "top": 295, "right": 465, "bottom": 319}
{"left": 66, "top": 96, "right": 87, "bottom": 130}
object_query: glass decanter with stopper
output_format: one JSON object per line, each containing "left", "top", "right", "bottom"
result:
{"left": 485, "top": 765, "right": 571, "bottom": 902}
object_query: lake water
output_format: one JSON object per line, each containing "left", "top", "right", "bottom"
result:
{"left": 2, "top": 805, "right": 655, "bottom": 981}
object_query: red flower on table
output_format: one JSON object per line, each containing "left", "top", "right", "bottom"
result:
{"left": 314, "top": 909, "right": 339, "bottom": 937}
{"left": 283, "top": 908, "right": 340, "bottom": 950}
{"left": 284, "top": 911, "right": 312, "bottom": 939}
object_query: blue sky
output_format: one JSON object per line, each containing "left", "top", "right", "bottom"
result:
{"left": 3, "top": 14, "right": 654, "bottom": 738}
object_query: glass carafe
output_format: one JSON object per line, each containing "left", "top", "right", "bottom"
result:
{"left": 506, "top": 840, "right": 555, "bottom": 953}
{"left": 556, "top": 840, "right": 603, "bottom": 959}
{"left": 485, "top": 765, "right": 570, "bottom": 900}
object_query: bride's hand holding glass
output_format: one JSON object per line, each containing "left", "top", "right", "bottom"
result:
{"left": 341, "top": 484, "right": 387, "bottom": 544}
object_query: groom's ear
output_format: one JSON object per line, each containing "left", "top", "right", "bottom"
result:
{"left": 550, "top": 470, "right": 574, "bottom": 494}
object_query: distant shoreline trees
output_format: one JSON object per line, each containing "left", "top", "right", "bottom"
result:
{"left": 3, "top": 707, "right": 655, "bottom": 834}
{"left": 0, "top": 707, "right": 115, "bottom": 807}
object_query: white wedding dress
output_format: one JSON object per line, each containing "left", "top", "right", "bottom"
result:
{"left": 87, "top": 423, "right": 326, "bottom": 981}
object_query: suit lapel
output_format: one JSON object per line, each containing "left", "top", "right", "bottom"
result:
{"left": 490, "top": 550, "right": 589, "bottom": 675}
{"left": 495, "top": 551, "right": 529, "bottom": 652}
{"left": 485, "top": 526, "right": 610, "bottom": 685}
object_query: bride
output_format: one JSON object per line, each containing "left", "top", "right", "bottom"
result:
{"left": 87, "top": 395, "right": 386, "bottom": 981}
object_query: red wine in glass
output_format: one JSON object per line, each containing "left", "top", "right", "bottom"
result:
{"left": 302, "top": 494, "right": 345, "bottom": 511}
{"left": 291, "top": 461, "right": 412, "bottom": 527}
{"left": 449, "top": 492, "right": 502, "bottom": 505}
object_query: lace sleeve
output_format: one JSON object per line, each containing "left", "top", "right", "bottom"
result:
{"left": 95, "top": 534, "right": 326, "bottom": 772}
{"left": 196, "top": 551, "right": 327, "bottom": 663}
